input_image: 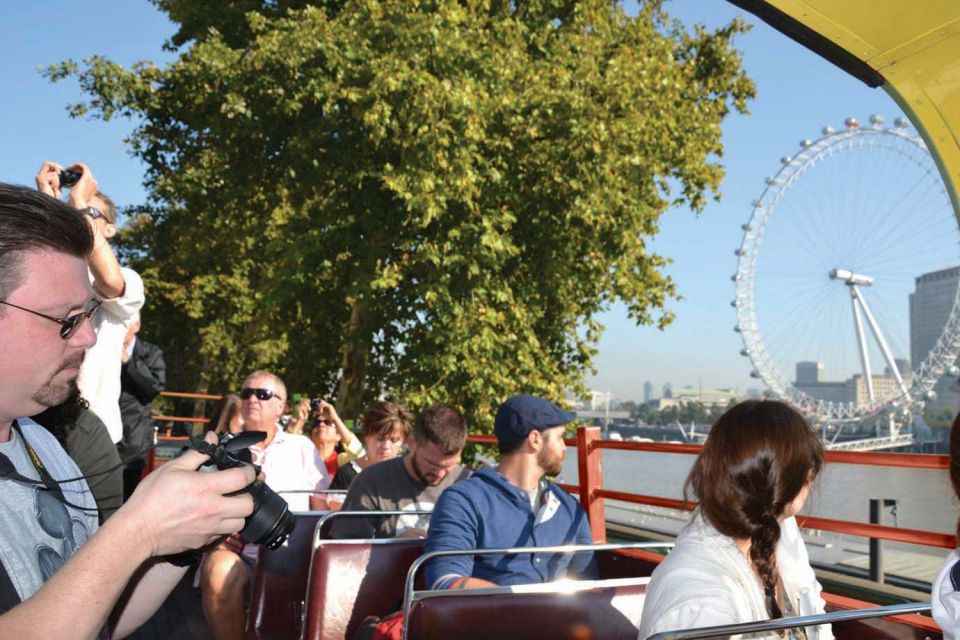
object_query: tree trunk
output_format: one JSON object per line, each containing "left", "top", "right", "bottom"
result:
{"left": 337, "top": 299, "right": 368, "bottom": 420}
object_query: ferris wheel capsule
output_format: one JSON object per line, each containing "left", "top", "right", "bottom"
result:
{"left": 799, "top": 139, "right": 813, "bottom": 148}
{"left": 781, "top": 156, "right": 792, "bottom": 165}
{"left": 844, "top": 117, "right": 859, "bottom": 128}
{"left": 822, "top": 125, "right": 835, "bottom": 135}
{"left": 948, "top": 365, "right": 960, "bottom": 376}
{"left": 869, "top": 114, "right": 885, "bottom": 127}
{"left": 894, "top": 117, "right": 910, "bottom": 129}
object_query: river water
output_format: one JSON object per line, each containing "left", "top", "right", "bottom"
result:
{"left": 557, "top": 448, "right": 956, "bottom": 583}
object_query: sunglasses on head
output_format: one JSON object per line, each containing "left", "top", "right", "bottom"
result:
{"left": 240, "top": 387, "right": 282, "bottom": 402}
{"left": 0, "top": 298, "right": 102, "bottom": 339}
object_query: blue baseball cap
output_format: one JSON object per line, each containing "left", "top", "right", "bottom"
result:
{"left": 494, "top": 395, "right": 577, "bottom": 445}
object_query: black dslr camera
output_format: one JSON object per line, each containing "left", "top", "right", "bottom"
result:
{"left": 309, "top": 397, "right": 323, "bottom": 412}
{"left": 186, "top": 431, "right": 296, "bottom": 550}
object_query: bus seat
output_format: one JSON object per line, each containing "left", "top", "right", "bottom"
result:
{"left": 246, "top": 512, "right": 326, "bottom": 640}
{"left": 303, "top": 538, "right": 426, "bottom": 640}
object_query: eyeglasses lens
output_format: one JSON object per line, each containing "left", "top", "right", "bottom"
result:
{"left": 241, "top": 388, "right": 276, "bottom": 401}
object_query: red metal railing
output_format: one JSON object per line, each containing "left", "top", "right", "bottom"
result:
{"left": 468, "top": 430, "right": 955, "bottom": 548}
{"left": 154, "top": 393, "right": 954, "bottom": 550}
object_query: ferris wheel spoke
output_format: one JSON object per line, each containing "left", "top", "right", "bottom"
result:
{"left": 735, "top": 116, "right": 960, "bottom": 422}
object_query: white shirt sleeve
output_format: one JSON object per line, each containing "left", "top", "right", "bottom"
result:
{"left": 99, "top": 266, "right": 144, "bottom": 323}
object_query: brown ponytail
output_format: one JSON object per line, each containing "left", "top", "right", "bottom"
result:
{"left": 684, "top": 400, "right": 823, "bottom": 619}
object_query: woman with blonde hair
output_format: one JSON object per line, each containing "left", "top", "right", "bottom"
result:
{"left": 639, "top": 400, "right": 832, "bottom": 639}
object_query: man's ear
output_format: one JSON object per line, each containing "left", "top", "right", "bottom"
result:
{"left": 103, "top": 222, "right": 118, "bottom": 239}
{"left": 527, "top": 429, "right": 543, "bottom": 452}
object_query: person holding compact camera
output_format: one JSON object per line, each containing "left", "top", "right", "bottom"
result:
{"left": 308, "top": 399, "right": 364, "bottom": 482}
{"left": 0, "top": 183, "right": 256, "bottom": 639}
{"left": 200, "top": 370, "right": 329, "bottom": 640}
{"left": 35, "top": 161, "right": 144, "bottom": 447}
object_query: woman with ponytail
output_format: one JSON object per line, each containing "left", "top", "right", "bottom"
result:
{"left": 931, "top": 411, "right": 960, "bottom": 638}
{"left": 638, "top": 400, "right": 832, "bottom": 639}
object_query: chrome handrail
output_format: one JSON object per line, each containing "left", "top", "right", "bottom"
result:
{"left": 644, "top": 601, "right": 931, "bottom": 640}
{"left": 313, "top": 509, "right": 434, "bottom": 546}
{"left": 402, "top": 541, "right": 674, "bottom": 640}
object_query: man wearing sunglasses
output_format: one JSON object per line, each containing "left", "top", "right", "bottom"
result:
{"left": 0, "top": 183, "right": 256, "bottom": 638}
{"left": 35, "top": 161, "right": 145, "bottom": 446}
{"left": 202, "top": 370, "right": 329, "bottom": 640}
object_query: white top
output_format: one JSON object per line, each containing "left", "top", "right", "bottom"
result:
{"left": 933, "top": 549, "right": 960, "bottom": 640}
{"left": 78, "top": 266, "right": 144, "bottom": 443}
{"left": 638, "top": 511, "right": 832, "bottom": 639}
{"left": 248, "top": 429, "right": 330, "bottom": 512}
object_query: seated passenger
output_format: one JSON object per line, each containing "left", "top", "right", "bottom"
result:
{"left": 330, "top": 403, "right": 470, "bottom": 538}
{"left": 424, "top": 395, "right": 597, "bottom": 589}
{"left": 325, "top": 400, "right": 412, "bottom": 510}
{"left": 638, "top": 400, "right": 832, "bottom": 639}
{"left": 201, "top": 370, "right": 329, "bottom": 640}
{"left": 932, "top": 411, "right": 960, "bottom": 639}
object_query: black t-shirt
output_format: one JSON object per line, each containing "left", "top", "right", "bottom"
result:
{"left": 329, "top": 460, "right": 360, "bottom": 491}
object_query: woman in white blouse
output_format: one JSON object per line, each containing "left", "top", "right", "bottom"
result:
{"left": 639, "top": 400, "right": 832, "bottom": 639}
{"left": 932, "top": 412, "right": 960, "bottom": 639}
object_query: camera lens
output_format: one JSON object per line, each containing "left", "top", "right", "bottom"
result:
{"left": 240, "top": 480, "right": 297, "bottom": 550}
{"left": 59, "top": 169, "right": 81, "bottom": 188}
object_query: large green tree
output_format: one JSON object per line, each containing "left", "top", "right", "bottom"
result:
{"left": 49, "top": 0, "right": 753, "bottom": 429}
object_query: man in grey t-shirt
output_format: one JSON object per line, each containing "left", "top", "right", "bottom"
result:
{"left": 331, "top": 403, "right": 471, "bottom": 538}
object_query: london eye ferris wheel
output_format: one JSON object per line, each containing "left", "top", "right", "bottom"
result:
{"left": 733, "top": 115, "right": 960, "bottom": 428}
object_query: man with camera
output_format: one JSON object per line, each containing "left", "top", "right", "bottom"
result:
{"left": 35, "top": 161, "right": 145, "bottom": 446}
{"left": 201, "top": 370, "right": 328, "bottom": 640}
{"left": 0, "top": 183, "right": 256, "bottom": 638}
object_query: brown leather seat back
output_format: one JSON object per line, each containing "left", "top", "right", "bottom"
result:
{"left": 406, "top": 579, "right": 648, "bottom": 640}
{"left": 246, "top": 512, "right": 325, "bottom": 640}
{"left": 303, "top": 539, "right": 426, "bottom": 640}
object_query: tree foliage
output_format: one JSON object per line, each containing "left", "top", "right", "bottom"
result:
{"left": 48, "top": 0, "right": 754, "bottom": 430}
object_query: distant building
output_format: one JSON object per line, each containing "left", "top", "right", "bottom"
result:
{"left": 649, "top": 386, "right": 739, "bottom": 410}
{"left": 910, "top": 266, "right": 960, "bottom": 414}
{"left": 846, "top": 373, "right": 908, "bottom": 407}
{"left": 796, "top": 361, "right": 823, "bottom": 385}
{"left": 662, "top": 383, "right": 673, "bottom": 399}
{"left": 795, "top": 381, "right": 849, "bottom": 405}
{"left": 643, "top": 381, "right": 653, "bottom": 403}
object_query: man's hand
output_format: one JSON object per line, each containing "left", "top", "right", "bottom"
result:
{"left": 63, "top": 162, "right": 98, "bottom": 211}
{"left": 35, "top": 161, "right": 64, "bottom": 200}
{"left": 119, "top": 432, "right": 255, "bottom": 557}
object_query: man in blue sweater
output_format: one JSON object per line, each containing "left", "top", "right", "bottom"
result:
{"left": 424, "top": 395, "right": 597, "bottom": 589}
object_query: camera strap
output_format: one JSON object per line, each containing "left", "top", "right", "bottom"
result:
{"left": 11, "top": 420, "right": 67, "bottom": 503}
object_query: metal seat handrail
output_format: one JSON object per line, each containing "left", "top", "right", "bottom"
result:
{"left": 312, "top": 509, "right": 434, "bottom": 547}
{"left": 644, "top": 601, "right": 931, "bottom": 640}
{"left": 402, "top": 541, "right": 675, "bottom": 640}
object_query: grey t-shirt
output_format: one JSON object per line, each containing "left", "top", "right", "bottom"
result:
{"left": 331, "top": 456, "right": 471, "bottom": 539}
{"left": 0, "top": 419, "right": 98, "bottom": 601}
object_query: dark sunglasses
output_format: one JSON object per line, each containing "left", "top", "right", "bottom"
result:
{"left": 240, "top": 387, "right": 282, "bottom": 402}
{"left": 0, "top": 298, "right": 102, "bottom": 339}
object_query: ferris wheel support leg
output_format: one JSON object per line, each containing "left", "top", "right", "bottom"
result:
{"left": 850, "top": 287, "right": 876, "bottom": 403}
{"left": 854, "top": 287, "right": 912, "bottom": 399}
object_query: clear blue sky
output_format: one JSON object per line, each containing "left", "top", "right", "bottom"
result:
{"left": 0, "top": 1, "right": 908, "bottom": 401}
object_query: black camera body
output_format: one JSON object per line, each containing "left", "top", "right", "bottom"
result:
{"left": 309, "top": 397, "right": 323, "bottom": 412}
{"left": 59, "top": 168, "right": 81, "bottom": 188}
{"left": 186, "top": 431, "right": 296, "bottom": 550}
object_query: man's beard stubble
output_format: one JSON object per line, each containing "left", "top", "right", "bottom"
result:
{"left": 32, "top": 352, "right": 84, "bottom": 408}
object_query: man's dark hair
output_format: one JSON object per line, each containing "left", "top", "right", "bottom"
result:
{"left": 498, "top": 439, "right": 526, "bottom": 457}
{"left": 412, "top": 403, "right": 467, "bottom": 455}
{"left": 0, "top": 183, "right": 93, "bottom": 302}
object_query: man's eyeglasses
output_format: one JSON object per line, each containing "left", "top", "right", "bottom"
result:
{"left": 0, "top": 298, "right": 102, "bottom": 339}
{"left": 240, "top": 387, "right": 282, "bottom": 402}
